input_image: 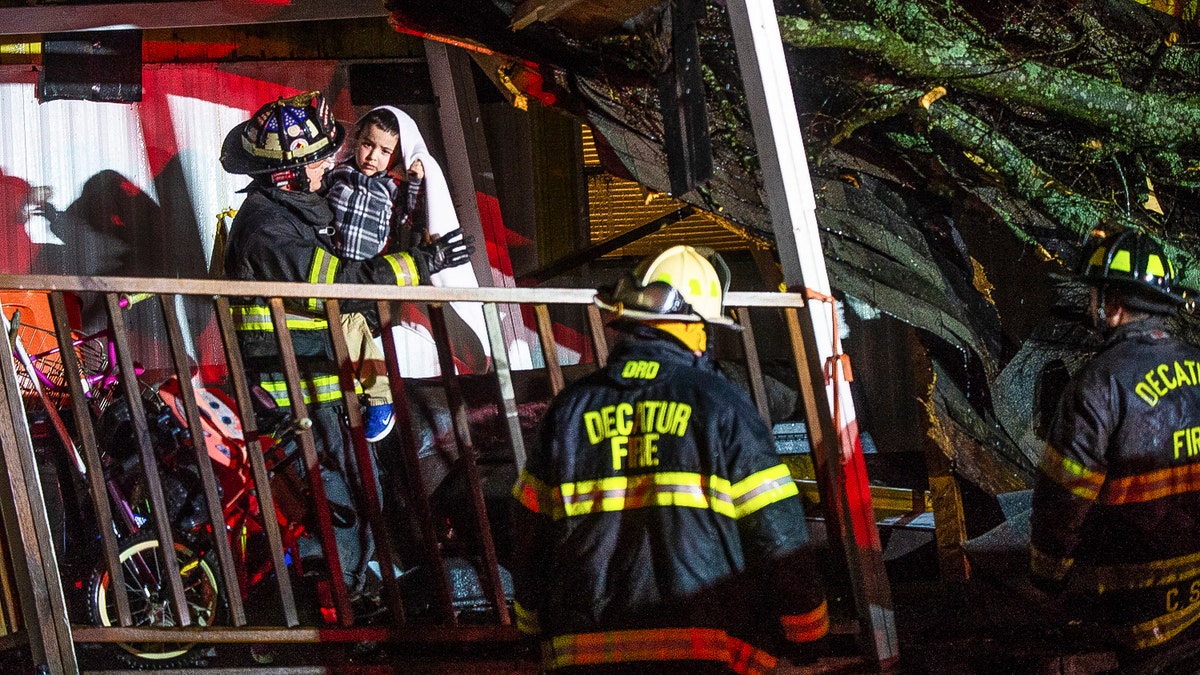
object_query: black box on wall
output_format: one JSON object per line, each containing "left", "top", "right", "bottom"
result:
{"left": 38, "top": 29, "right": 143, "bottom": 103}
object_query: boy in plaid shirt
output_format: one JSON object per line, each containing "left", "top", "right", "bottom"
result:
{"left": 324, "top": 108, "right": 470, "bottom": 442}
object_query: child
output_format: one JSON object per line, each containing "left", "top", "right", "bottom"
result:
{"left": 322, "top": 108, "right": 425, "bottom": 442}
{"left": 334, "top": 106, "right": 492, "bottom": 379}
{"left": 325, "top": 107, "right": 425, "bottom": 261}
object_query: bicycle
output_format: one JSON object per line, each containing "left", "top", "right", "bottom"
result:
{"left": 4, "top": 290, "right": 315, "bottom": 667}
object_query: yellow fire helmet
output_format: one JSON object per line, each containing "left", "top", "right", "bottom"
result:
{"left": 595, "top": 245, "right": 739, "bottom": 328}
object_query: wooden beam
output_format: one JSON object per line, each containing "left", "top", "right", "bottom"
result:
{"left": 511, "top": 0, "right": 589, "bottom": 31}
{"left": 425, "top": 38, "right": 525, "bottom": 362}
{"left": 0, "top": 0, "right": 386, "bottom": 36}
{"left": 0, "top": 309, "right": 77, "bottom": 672}
{"left": 726, "top": 0, "right": 899, "bottom": 666}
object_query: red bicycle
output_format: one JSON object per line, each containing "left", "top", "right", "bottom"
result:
{"left": 5, "top": 291, "right": 314, "bottom": 667}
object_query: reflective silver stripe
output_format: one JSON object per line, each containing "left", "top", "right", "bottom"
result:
{"left": 306, "top": 249, "right": 339, "bottom": 312}
{"left": 383, "top": 252, "right": 419, "bottom": 286}
{"left": 258, "top": 374, "right": 355, "bottom": 407}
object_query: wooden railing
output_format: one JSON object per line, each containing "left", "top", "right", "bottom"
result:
{"left": 0, "top": 274, "right": 890, "bottom": 673}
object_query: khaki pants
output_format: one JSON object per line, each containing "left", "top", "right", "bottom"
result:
{"left": 341, "top": 312, "right": 391, "bottom": 407}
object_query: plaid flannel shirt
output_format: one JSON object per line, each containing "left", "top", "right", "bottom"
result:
{"left": 325, "top": 163, "right": 398, "bottom": 261}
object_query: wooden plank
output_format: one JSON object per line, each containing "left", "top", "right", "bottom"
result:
{"left": 585, "top": 305, "right": 609, "bottom": 368}
{"left": 734, "top": 306, "right": 771, "bottom": 424}
{"left": 926, "top": 444, "right": 970, "bottom": 581}
{"left": 72, "top": 623, "right": 521, "bottom": 644}
{"left": 48, "top": 292, "right": 130, "bottom": 627}
{"left": 0, "top": 274, "right": 803, "bottom": 310}
{"left": 158, "top": 295, "right": 246, "bottom": 626}
{"left": 323, "top": 300, "right": 405, "bottom": 623}
{"left": 377, "top": 300, "right": 458, "bottom": 625}
{"left": 212, "top": 295, "right": 299, "bottom": 627}
{"left": 428, "top": 305, "right": 510, "bottom": 624}
{"left": 425, "top": 38, "right": 524, "bottom": 354}
{"left": 484, "top": 303, "right": 527, "bottom": 472}
{"left": 0, "top": 303, "right": 76, "bottom": 671}
{"left": 533, "top": 304, "right": 564, "bottom": 396}
{"left": 266, "top": 298, "right": 353, "bottom": 626}
{"left": 104, "top": 292, "right": 191, "bottom": 628}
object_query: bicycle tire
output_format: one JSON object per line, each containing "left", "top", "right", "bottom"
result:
{"left": 87, "top": 531, "right": 224, "bottom": 668}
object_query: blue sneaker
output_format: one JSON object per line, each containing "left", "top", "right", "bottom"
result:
{"left": 364, "top": 404, "right": 394, "bottom": 443}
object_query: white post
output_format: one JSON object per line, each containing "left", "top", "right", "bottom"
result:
{"left": 726, "top": 0, "right": 898, "bottom": 665}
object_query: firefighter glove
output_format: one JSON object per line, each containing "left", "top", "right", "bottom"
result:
{"left": 415, "top": 228, "right": 475, "bottom": 277}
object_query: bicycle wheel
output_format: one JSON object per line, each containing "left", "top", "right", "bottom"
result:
{"left": 88, "top": 531, "right": 224, "bottom": 667}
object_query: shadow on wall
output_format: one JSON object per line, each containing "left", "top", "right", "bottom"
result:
{"left": 19, "top": 168, "right": 214, "bottom": 375}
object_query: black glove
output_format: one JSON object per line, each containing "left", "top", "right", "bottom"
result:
{"left": 413, "top": 227, "right": 475, "bottom": 277}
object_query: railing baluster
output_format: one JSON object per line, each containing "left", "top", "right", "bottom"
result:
{"left": 212, "top": 295, "right": 298, "bottom": 626}
{"left": 485, "top": 303, "right": 526, "bottom": 472}
{"left": 378, "top": 300, "right": 457, "bottom": 625}
{"left": 324, "top": 299, "right": 405, "bottom": 623}
{"left": 104, "top": 292, "right": 190, "bottom": 626}
{"left": 585, "top": 304, "right": 609, "bottom": 368}
{"left": 734, "top": 306, "right": 772, "bottom": 424}
{"left": 0, "top": 295, "right": 76, "bottom": 672}
{"left": 429, "top": 304, "right": 509, "bottom": 624}
{"left": 533, "top": 304, "right": 564, "bottom": 396}
{"left": 48, "top": 292, "right": 130, "bottom": 627}
{"left": 267, "top": 297, "right": 353, "bottom": 626}
{"left": 158, "top": 295, "right": 246, "bottom": 626}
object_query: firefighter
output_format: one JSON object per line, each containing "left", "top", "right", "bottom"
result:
{"left": 1030, "top": 229, "right": 1200, "bottom": 664}
{"left": 219, "top": 91, "right": 472, "bottom": 605}
{"left": 512, "top": 245, "right": 829, "bottom": 673}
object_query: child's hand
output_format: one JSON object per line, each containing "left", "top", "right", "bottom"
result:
{"left": 408, "top": 159, "right": 424, "bottom": 182}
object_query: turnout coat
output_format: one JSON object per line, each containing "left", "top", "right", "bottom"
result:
{"left": 512, "top": 325, "right": 828, "bottom": 674}
{"left": 223, "top": 185, "right": 425, "bottom": 408}
{"left": 1032, "top": 317, "right": 1200, "bottom": 651}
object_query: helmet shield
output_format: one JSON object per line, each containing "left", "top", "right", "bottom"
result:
{"left": 221, "top": 91, "right": 344, "bottom": 175}
{"left": 595, "top": 245, "right": 739, "bottom": 328}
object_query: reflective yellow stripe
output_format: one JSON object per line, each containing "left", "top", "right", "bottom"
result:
{"left": 780, "top": 600, "right": 829, "bottom": 643}
{"left": 1128, "top": 593, "right": 1200, "bottom": 649}
{"left": 258, "top": 374, "right": 348, "bottom": 407}
{"left": 230, "top": 305, "right": 328, "bottom": 331}
{"left": 1146, "top": 253, "right": 1166, "bottom": 278}
{"left": 731, "top": 464, "right": 800, "bottom": 518}
{"left": 1072, "top": 548, "right": 1200, "bottom": 592}
{"left": 383, "top": 251, "right": 419, "bottom": 286}
{"left": 305, "top": 249, "right": 339, "bottom": 312}
{"left": 1038, "top": 443, "right": 1105, "bottom": 500}
{"left": 560, "top": 472, "right": 733, "bottom": 519}
{"left": 1109, "top": 249, "right": 1131, "bottom": 273}
{"left": 514, "top": 601, "right": 540, "bottom": 635}
{"left": 1101, "top": 463, "right": 1200, "bottom": 505}
{"left": 530, "top": 464, "right": 798, "bottom": 521}
{"left": 1030, "top": 545, "right": 1074, "bottom": 582}
{"left": 513, "top": 469, "right": 554, "bottom": 515}
{"left": 542, "top": 627, "right": 776, "bottom": 674}
{"left": 308, "top": 248, "right": 338, "bottom": 285}
{"left": 1064, "top": 549, "right": 1200, "bottom": 649}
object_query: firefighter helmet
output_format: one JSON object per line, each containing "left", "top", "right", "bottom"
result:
{"left": 1078, "top": 229, "right": 1187, "bottom": 306}
{"left": 220, "top": 91, "right": 344, "bottom": 175}
{"left": 595, "top": 245, "right": 738, "bottom": 327}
